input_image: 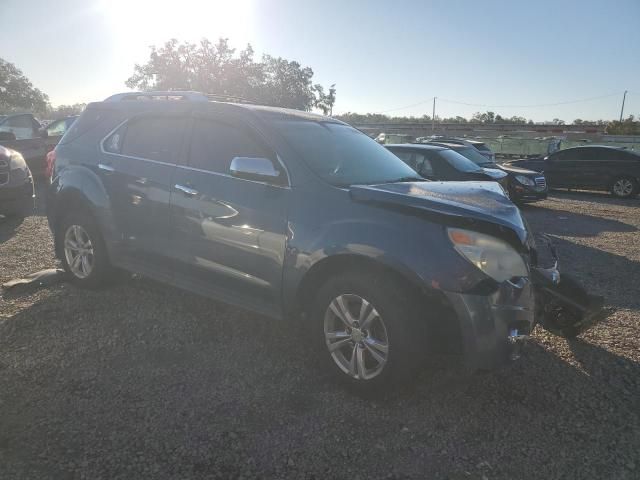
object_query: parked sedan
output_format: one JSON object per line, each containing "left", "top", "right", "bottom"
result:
{"left": 508, "top": 146, "right": 640, "bottom": 198}
{"left": 0, "top": 145, "right": 35, "bottom": 219}
{"left": 385, "top": 144, "right": 509, "bottom": 193}
{"left": 427, "top": 141, "right": 548, "bottom": 203}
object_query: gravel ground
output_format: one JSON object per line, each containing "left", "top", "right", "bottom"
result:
{"left": 1, "top": 190, "right": 639, "bottom": 479}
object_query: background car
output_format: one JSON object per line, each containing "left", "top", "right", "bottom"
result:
{"left": 417, "top": 137, "right": 496, "bottom": 162}
{"left": 43, "top": 115, "right": 78, "bottom": 152}
{"left": 385, "top": 143, "right": 509, "bottom": 192}
{"left": 427, "top": 141, "right": 548, "bottom": 204}
{"left": 507, "top": 146, "right": 640, "bottom": 198}
{"left": 0, "top": 145, "right": 35, "bottom": 219}
{"left": 0, "top": 113, "right": 47, "bottom": 176}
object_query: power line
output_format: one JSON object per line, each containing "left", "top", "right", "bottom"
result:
{"left": 374, "top": 91, "right": 625, "bottom": 114}
{"left": 376, "top": 98, "right": 434, "bottom": 113}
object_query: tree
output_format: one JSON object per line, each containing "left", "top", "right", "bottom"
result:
{"left": 606, "top": 115, "right": 640, "bottom": 135}
{"left": 314, "top": 83, "right": 336, "bottom": 115}
{"left": 552, "top": 118, "right": 565, "bottom": 125}
{"left": 0, "top": 58, "right": 49, "bottom": 114}
{"left": 471, "top": 111, "right": 496, "bottom": 123}
{"left": 126, "top": 38, "right": 335, "bottom": 112}
{"left": 48, "top": 103, "right": 86, "bottom": 119}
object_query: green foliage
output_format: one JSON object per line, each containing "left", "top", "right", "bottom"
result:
{"left": 606, "top": 115, "right": 640, "bottom": 135}
{"left": 47, "top": 103, "right": 86, "bottom": 120}
{"left": 126, "top": 38, "right": 335, "bottom": 112}
{"left": 0, "top": 58, "right": 49, "bottom": 114}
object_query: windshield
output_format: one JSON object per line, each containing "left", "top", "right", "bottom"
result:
{"left": 272, "top": 119, "right": 419, "bottom": 186}
{"left": 438, "top": 149, "right": 484, "bottom": 173}
{"left": 456, "top": 147, "right": 494, "bottom": 166}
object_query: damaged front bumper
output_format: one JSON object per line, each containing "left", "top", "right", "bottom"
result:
{"left": 444, "top": 238, "right": 608, "bottom": 371}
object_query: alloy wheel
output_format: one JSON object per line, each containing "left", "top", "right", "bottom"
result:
{"left": 64, "top": 225, "right": 95, "bottom": 279}
{"left": 323, "top": 294, "right": 389, "bottom": 380}
{"left": 613, "top": 179, "right": 633, "bottom": 197}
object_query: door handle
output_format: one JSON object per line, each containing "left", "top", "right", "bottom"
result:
{"left": 175, "top": 184, "right": 198, "bottom": 196}
{"left": 98, "top": 163, "right": 115, "bottom": 173}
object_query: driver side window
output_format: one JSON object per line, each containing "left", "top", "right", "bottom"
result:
{"left": 189, "top": 119, "right": 277, "bottom": 177}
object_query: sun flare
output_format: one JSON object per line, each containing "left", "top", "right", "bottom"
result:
{"left": 97, "top": 0, "right": 253, "bottom": 49}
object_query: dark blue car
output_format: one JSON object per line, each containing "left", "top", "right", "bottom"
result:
{"left": 46, "top": 91, "right": 602, "bottom": 391}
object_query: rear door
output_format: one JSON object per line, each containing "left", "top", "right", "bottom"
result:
{"left": 545, "top": 149, "right": 580, "bottom": 187}
{"left": 100, "top": 113, "right": 188, "bottom": 273}
{"left": 169, "top": 112, "right": 290, "bottom": 316}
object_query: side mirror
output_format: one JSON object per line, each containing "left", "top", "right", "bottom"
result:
{"left": 39, "top": 128, "right": 49, "bottom": 138}
{"left": 0, "top": 131, "right": 17, "bottom": 142}
{"left": 230, "top": 157, "right": 284, "bottom": 185}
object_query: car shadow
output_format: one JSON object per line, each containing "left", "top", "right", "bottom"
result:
{"left": 548, "top": 189, "right": 640, "bottom": 207}
{"left": 522, "top": 204, "right": 637, "bottom": 237}
{"left": 0, "top": 283, "right": 638, "bottom": 479}
{"left": 0, "top": 215, "right": 25, "bottom": 244}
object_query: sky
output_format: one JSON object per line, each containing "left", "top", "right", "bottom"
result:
{"left": 1, "top": 0, "right": 639, "bottom": 122}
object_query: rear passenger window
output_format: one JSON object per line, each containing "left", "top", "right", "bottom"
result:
{"left": 120, "top": 116, "right": 186, "bottom": 163}
{"left": 188, "top": 119, "right": 270, "bottom": 173}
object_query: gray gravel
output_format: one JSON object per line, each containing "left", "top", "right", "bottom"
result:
{"left": 1, "top": 191, "right": 639, "bottom": 479}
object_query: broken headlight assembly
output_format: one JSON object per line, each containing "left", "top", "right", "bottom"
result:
{"left": 447, "top": 227, "right": 528, "bottom": 282}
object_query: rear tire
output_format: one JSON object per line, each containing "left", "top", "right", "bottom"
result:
{"left": 311, "top": 271, "right": 424, "bottom": 393}
{"left": 56, "top": 210, "right": 114, "bottom": 288}
{"left": 610, "top": 176, "right": 638, "bottom": 198}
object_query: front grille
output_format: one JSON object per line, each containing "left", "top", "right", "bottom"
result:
{"left": 534, "top": 176, "right": 547, "bottom": 190}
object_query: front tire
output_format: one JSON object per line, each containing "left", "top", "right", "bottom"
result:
{"left": 610, "top": 176, "right": 638, "bottom": 198}
{"left": 57, "top": 210, "right": 114, "bottom": 288}
{"left": 312, "top": 271, "right": 423, "bottom": 392}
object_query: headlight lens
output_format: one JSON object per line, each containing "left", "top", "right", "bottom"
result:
{"left": 515, "top": 174, "right": 535, "bottom": 186}
{"left": 447, "top": 227, "right": 528, "bottom": 282}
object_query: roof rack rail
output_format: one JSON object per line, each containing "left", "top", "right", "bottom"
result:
{"left": 103, "top": 91, "right": 258, "bottom": 104}
{"left": 206, "top": 93, "right": 254, "bottom": 104}
{"left": 104, "top": 91, "right": 209, "bottom": 102}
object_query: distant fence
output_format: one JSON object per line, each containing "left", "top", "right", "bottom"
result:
{"left": 357, "top": 122, "right": 640, "bottom": 158}
{"left": 353, "top": 122, "right": 607, "bottom": 138}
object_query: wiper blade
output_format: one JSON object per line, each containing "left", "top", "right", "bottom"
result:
{"left": 393, "top": 176, "right": 425, "bottom": 183}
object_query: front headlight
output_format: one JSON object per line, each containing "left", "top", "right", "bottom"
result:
{"left": 514, "top": 174, "right": 535, "bottom": 187}
{"left": 447, "top": 227, "right": 528, "bottom": 282}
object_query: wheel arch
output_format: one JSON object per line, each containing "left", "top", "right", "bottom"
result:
{"left": 293, "top": 253, "right": 463, "bottom": 354}
{"left": 50, "top": 165, "right": 117, "bottom": 259}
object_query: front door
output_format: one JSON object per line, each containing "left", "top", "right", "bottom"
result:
{"left": 169, "top": 113, "right": 289, "bottom": 317}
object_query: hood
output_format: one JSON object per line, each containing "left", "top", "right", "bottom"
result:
{"left": 350, "top": 181, "right": 528, "bottom": 244}
{"left": 481, "top": 167, "right": 508, "bottom": 180}
{"left": 499, "top": 163, "right": 542, "bottom": 175}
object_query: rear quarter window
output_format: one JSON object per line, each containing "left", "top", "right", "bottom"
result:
{"left": 59, "top": 108, "right": 116, "bottom": 145}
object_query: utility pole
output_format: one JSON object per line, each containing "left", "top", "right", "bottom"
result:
{"left": 619, "top": 90, "right": 628, "bottom": 122}
{"left": 432, "top": 97, "right": 436, "bottom": 133}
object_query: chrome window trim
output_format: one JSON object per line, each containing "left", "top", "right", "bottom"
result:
{"left": 175, "top": 162, "right": 291, "bottom": 190}
{"left": 99, "top": 118, "right": 292, "bottom": 189}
